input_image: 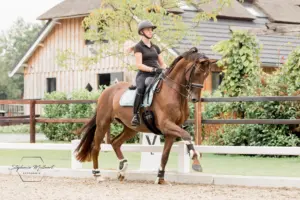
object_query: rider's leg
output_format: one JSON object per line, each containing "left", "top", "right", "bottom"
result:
{"left": 131, "top": 93, "right": 143, "bottom": 126}
{"left": 131, "top": 74, "right": 147, "bottom": 126}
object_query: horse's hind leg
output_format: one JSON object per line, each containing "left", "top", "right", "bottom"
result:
{"left": 111, "top": 126, "right": 138, "bottom": 181}
{"left": 92, "top": 118, "right": 111, "bottom": 183}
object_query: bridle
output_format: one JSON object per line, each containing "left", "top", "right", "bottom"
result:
{"left": 162, "top": 61, "right": 210, "bottom": 98}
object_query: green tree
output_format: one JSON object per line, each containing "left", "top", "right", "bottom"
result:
{"left": 0, "top": 18, "right": 42, "bottom": 99}
{"left": 57, "top": 0, "right": 236, "bottom": 69}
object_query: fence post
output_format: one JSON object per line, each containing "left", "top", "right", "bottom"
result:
{"left": 194, "top": 101, "right": 202, "bottom": 145}
{"left": 177, "top": 142, "right": 190, "bottom": 173}
{"left": 71, "top": 140, "right": 82, "bottom": 169}
{"left": 140, "top": 133, "right": 161, "bottom": 171}
{"left": 30, "top": 100, "right": 36, "bottom": 143}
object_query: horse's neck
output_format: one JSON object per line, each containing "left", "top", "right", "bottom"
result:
{"left": 161, "top": 60, "right": 189, "bottom": 104}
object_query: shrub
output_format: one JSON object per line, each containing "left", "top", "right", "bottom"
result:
{"left": 41, "top": 89, "right": 102, "bottom": 141}
{"left": 40, "top": 87, "right": 140, "bottom": 143}
{"left": 203, "top": 31, "right": 300, "bottom": 147}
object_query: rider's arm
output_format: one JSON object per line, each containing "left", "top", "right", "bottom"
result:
{"left": 155, "top": 45, "right": 167, "bottom": 69}
{"left": 158, "top": 54, "right": 167, "bottom": 69}
{"left": 135, "top": 52, "right": 154, "bottom": 72}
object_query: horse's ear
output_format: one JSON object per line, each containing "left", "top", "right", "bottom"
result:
{"left": 209, "top": 59, "right": 218, "bottom": 64}
{"left": 190, "top": 47, "right": 198, "bottom": 53}
{"left": 199, "top": 58, "right": 209, "bottom": 64}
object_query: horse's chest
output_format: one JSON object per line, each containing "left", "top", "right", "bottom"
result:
{"left": 164, "top": 103, "right": 188, "bottom": 123}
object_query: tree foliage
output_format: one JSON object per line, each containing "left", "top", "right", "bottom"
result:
{"left": 57, "top": 0, "right": 236, "bottom": 69}
{"left": 212, "top": 30, "right": 262, "bottom": 97}
{"left": 204, "top": 31, "right": 300, "bottom": 147}
{"left": 0, "top": 18, "right": 42, "bottom": 99}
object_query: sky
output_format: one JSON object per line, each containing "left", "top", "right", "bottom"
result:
{"left": 0, "top": 0, "right": 64, "bottom": 32}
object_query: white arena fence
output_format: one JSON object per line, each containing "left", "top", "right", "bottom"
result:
{"left": 0, "top": 140, "right": 300, "bottom": 173}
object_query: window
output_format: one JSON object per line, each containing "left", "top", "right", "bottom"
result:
{"left": 0, "top": 92, "right": 7, "bottom": 100}
{"left": 47, "top": 78, "right": 56, "bottom": 93}
{"left": 212, "top": 72, "right": 224, "bottom": 92}
{"left": 98, "top": 72, "right": 123, "bottom": 88}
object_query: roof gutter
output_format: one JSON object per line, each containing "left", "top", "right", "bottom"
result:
{"left": 9, "top": 19, "right": 58, "bottom": 77}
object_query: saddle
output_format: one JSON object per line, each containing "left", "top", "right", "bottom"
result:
{"left": 119, "top": 74, "right": 163, "bottom": 135}
{"left": 119, "top": 76, "right": 161, "bottom": 107}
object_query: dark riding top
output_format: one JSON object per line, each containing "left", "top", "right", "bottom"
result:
{"left": 134, "top": 40, "right": 161, "bottom": 95}
{"left": 134, "top": 40, "right": 161, "bottom": 76}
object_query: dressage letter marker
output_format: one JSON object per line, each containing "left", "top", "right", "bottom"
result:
{"left": 140, "top": 133, "right": 161, "bottom": 171}
{"left": 146, "top": 135, "right": 157, "bottom": 155}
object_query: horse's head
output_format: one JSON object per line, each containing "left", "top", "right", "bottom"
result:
{"left": 182, "top": 47, "right": 217, "bottom": 103}
{"left": 165, "top": 47, "right": 217, "bottom": 103}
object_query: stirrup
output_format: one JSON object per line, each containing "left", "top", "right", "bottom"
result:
{"left": 131, "top": 114, "right": 140, "bottom": 126}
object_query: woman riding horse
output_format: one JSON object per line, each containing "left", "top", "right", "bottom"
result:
{"left": 131, "top": 20, "right": 167, "bottom": 126}
{"left": 75, "top": 31, "right": 216, "bottom": 184}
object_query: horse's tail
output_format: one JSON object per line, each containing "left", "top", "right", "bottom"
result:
{"left": 75, "top": 112, "right": 97, "bottom": 162}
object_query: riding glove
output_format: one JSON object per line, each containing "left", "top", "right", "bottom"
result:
{"left": 152, "top": 68, "right": 163, "bottom": 74}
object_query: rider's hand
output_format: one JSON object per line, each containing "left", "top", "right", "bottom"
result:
{"left": 163, "top": 67, "right": 169, "bottom": 73}
{"left": 152, "top": 68, "right": 163, "bottom": 74}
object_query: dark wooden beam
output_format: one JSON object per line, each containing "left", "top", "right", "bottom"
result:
{"left": 36, "top": 118, "right": 90, "bottom": 123}
{"left": 201, "top": 96, "right": 300, "bottom": 102}
{"left": 202, "top": 119, "right": 300, "bottom": 124}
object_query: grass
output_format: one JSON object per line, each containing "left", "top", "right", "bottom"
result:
{"left": 0, "top": 124, "right": 41, "bottom": 134}
{"left": 1, "top": 149, "right": 300, "bottom": 177}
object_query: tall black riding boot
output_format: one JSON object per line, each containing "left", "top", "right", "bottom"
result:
{"left": 131, "top": 93, "right": 143, "bottom": 126}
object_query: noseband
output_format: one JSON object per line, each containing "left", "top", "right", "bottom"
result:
{"left": 185, "top": 63, "right": 204, "bottom": 90}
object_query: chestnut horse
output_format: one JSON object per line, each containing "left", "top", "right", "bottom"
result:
{"left": 75, "top": 47, "right": 215, "bottom": 184}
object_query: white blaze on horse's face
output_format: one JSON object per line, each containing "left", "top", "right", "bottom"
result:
{"left": 189, "top": 58, "right": 212, "bottom": 103}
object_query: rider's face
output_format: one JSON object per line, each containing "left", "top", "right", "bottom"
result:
{"left": 142, "top": 27, "right": 154, "bottom": 38}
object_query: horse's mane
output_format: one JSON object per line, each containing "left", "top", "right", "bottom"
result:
{"left": 166, "top": 47, "right": 208, "bottom": 75}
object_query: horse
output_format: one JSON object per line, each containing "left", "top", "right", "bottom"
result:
{"left": 74, "top": 47, "right": 216, "bottom": 185}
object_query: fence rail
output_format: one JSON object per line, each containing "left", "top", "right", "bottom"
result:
{"left": 1, "top": 141, "right": 300, "bottom": 172}
{"left": 0, "top": 96, "right": 299, "bottom": 144}
{"left": 194, "top": 96, "right": 300, "bottom": 144}
{"left": 201, "top": 96, "right": 300, "bottom": 102}
{"left": 0, "top": 104, "right": 24, "bottom": 116}
{"left": 202, "top": 119, "right": 300, "bottom": 124}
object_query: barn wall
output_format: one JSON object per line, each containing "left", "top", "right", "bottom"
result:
{"left": 23, "top": 17, "right": 134, "bottom": 114}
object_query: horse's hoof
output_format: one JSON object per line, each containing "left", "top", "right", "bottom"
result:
{"left": 154, "top": 178, "right": 172, "bottom": 186}
{"left": 95, "top": 175, "right": 106, "bottom": 183}
{"left": 117, "top": 173, "right": 125, "bottom": 182}
{"left": 192, "top": 163, "right": 203, "bottom": 172}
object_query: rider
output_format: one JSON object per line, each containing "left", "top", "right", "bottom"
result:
{"left": 131, "top": 20, "right": 167, "bottom": 126}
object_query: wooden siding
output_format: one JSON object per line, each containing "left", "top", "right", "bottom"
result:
{"left": 24, "top": 17, "right": 133, "bottom": 114}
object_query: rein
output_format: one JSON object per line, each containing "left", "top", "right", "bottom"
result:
{"left": 161, "top": 62, "right": 207, "bottom": 98}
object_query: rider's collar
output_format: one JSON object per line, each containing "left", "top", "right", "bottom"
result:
{"left": 140, "top": 40, "right": 153, "bottom": 48}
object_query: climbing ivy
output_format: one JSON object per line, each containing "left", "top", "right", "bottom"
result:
{"left": 212, "top": 30, "right": 262, "bottom": 97}
{"left": 202, "top": 32, "right": 300, "bottom": 147}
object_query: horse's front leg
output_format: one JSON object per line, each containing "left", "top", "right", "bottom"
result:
{"left": 155, "top": 135, "right": 175, "bottom": 185}
{"left": 162, "top": 121, "right": 202, "bottom": 172}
